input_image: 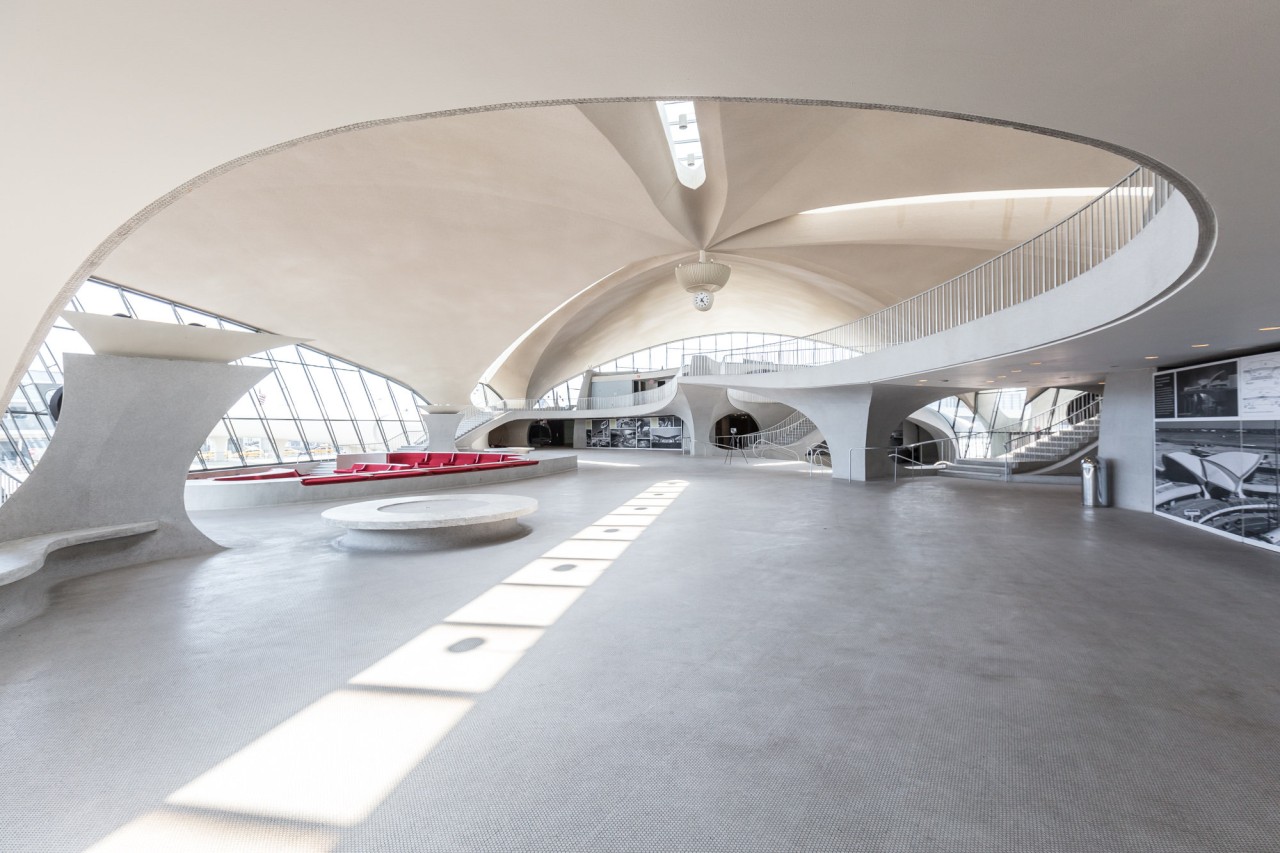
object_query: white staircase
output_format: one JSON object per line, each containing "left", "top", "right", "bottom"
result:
{"left": 938, "top": 397, "right": 1100, "bottom": 482}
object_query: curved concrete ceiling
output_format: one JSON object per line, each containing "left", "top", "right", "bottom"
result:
{"left": 3, "top": 2, "right": 1275, "bottom": 402}
{"left": 90, "top": 101, "right": 1128, "bottom": 401}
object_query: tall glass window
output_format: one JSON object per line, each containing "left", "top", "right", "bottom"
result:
{"left": 1, "top": 279, "right": 430, "bottom": 501}
{"left": 925, "top": 387, "right": 1089, "bottom": 458}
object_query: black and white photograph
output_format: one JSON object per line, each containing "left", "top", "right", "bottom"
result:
{"left": 650, "top": 424, "right": 683, "bottom": 449}
{"left": 587, "top": 418, "right": 611, "bottom": 447}
{"left": 609, "top": 427, "right": 638, "bottom": 448}
{"left": 616, "top": 417, "right": 644, "bottom": 430}
{"left": 657, "top": 415, "right": 680, "bottom": 428}
{"left": 1175, "top": 361, "right": 1238, "bottom": 418}
{"left": 637, "top": 419, "right": 652, "bottom": 442}
{"left": 636, "top": 438, "right": 651, "bottom": 448}
{"left": 1154, "top": 420, "right": 1280, "bottom": 548}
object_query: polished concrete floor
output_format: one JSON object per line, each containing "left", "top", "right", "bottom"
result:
{"left": 2, "top": 450, "right": 1279, "bottom": 852}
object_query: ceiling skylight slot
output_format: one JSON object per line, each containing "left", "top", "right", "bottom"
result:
{"left": 657, "top": 101, "right": 706, "bottom": 189}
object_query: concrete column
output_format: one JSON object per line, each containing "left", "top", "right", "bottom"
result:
{"left": 421, "top": 412, "right": 465, "bottom": 452}
{"left": 1099, "top": 369, "right": 1155, "bottom": 511}
{"left": 670, "top": 385, "right": 735, "bottom": 457}
{"left": 766, "top": 385, "right": 947, "bottom": 480}
{"left": 0, "top": 353, "right": 272, "bottom": 560}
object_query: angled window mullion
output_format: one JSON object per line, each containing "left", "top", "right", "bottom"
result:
{"left": 357, "top": 371, "right": 393, "bottom": 450}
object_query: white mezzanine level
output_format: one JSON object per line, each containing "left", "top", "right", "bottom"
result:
{"left": 673, "top": 170, "right": 1200, "bottom": 485}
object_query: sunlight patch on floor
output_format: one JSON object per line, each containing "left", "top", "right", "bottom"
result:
{"left": 444, "top": 584, "right": 585, "bottom": 627}
{"left": 86, "top": 479, "right": 689, "bottom": 850}
{"left": 167, "top": 691, "right": 473, "bottom": 826}
{"left": 350, "top": 624, "right": 544, "bottom": 693}
{"left": 85, "top": 809, "right": 339, "bottom": 853}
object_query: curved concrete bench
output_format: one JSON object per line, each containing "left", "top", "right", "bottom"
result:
{"left": 322, "top": 494, "right": 536, "bottom": 551}
{"left": 0, "top": 522, "right": 160, "bottom": 586}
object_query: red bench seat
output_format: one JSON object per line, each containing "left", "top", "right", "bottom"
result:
{"left": 302, "top": 453, "right": 538, "bottom": 485}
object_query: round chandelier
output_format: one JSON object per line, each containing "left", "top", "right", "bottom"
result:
{"left": 675, "top": 250, "right": 731, "bottom": 293}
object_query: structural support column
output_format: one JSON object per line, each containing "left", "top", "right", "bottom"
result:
{"left": 669, "top": 385, "right": 735, "bottom": 457}
{"left": 0, "top": 353, "right": 272, "bottom": 561}
{"left": 764, "top": 384, "right": 945, "bottom": 480}
{"left": 420, "top": 411, "right": 465, "bottom": 452}
{"left": 1098, "top": 369, "right": 1155, "bottom": 511}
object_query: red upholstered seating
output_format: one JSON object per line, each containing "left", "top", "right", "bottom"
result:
{"left": 418, "top": 453, "right": 454, "bottom": 467}
{"left": 298, "top": 451, "right": 539, "bottom": 484}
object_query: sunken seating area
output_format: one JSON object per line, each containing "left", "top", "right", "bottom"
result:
{"left": 301, "top": 452, "right": 537, "bottom": 486}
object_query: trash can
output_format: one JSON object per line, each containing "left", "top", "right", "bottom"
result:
{"left": 1081, "top": 457, "right": 1110, "bottom": 507}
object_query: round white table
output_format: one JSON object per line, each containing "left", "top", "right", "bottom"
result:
{"left": 322, "top": 493, "right": 537, "bottom": 550}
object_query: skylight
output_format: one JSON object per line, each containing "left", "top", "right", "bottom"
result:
{"left": 798, "top": 187, "right": 1119, "bottom": 216}
{"left": 657, "top": 101, "right": 705, "bottom": 189}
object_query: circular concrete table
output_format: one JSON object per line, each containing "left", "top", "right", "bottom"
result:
{"left": 322, "top": 493, "right": 537, "bottom": 551}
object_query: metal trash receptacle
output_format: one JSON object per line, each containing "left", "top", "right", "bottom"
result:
{"left": 1081, "top": 457, "right": 1110, "bottom": 507}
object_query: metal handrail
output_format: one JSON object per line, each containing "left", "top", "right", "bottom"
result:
{"left": 683, "top": 166, "right": 1173, "bottom": 375}
{"left": 751, "top": 439, "right": 800, "bottom": 462}
{"left": 845, "top": 437, "right": 962, "bottom": 483}
{"left": 735, "top": 411, "right": 818, "bottom": 447}
{"left": 994, "top": 395, "right": 1102, "bottom": 458}
{"left": 806, "top": 444, "right": 831, "bottom": 477}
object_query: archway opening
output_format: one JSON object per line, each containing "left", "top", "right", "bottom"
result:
{"left": 713, "top": 412, "right": 760, "bottom": 449}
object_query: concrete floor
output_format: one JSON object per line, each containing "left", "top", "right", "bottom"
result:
{"left": 2, "top": 450, "right": 1279, "bottom": 852}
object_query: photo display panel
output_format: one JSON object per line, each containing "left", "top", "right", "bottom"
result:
{"left": 586, "top": 416, "right": 683, "bottom": 450}
{"left": 1153, "top": 354, "right": 1280, "bottom": 552}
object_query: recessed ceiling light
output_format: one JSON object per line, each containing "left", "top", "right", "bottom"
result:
{"left": 1259, "top": 326, "right": 1280, "bottom": 331}
{"left": 1144, "top": 356, "right": 1159, "bottom": 360}
{"left": 1030, "top": 361, "right": 1042, "bottom": 365}
{"left": 1011, "top": 369, "right": 1022, "bottom": 373}
{"left": 1192, "top": 344, "right": 1210, "bottom": 348}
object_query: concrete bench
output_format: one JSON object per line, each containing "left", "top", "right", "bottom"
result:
{"left": 322, "top": 494, "right": 536, "bottom": 551}
{"left": 0, "top": 522, "right": 160, "bottom": 587}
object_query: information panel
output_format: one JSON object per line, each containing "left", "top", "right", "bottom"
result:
{"left": 586, "top": 416, "right": 683, "bottom": 450}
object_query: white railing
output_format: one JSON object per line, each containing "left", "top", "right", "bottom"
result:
{"left": 491, "top": 383, "right": 678, "bottom": 414}
{"left": 994, "top": 395, "right": 1102, "bottom": 459}
{"left": 453, "top": 406, "right": 499, "bottom": 438}
{"left": 0, "top": 464, "right": 24, "bottom": 506}
{"left": 743, "top": 411, "right": 818, "bottom": 447}
{"left": 750, "top": 439, "right": 800, "bottom": 462}
{"left": 847, "top": 438, "right": 962, "bottom": 482}
{"left": 684, "top": 166, "right": 1174, "bottom": 376}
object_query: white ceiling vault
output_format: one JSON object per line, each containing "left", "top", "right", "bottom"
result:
{"left": 4, "top": 3, "right": 1277, "bottom": 404}
{"left": 92, "top": 101, "right": 1130, "bottom": 401}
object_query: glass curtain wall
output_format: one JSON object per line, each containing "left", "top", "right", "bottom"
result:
{"left": 1, "top": 279, "right": 429, "bottom": 498}
{"left": 926, "top": 388, "right": 1085, "bottom": 458}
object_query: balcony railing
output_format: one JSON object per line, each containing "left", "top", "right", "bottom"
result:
{"left": 684, "top": 166, "right": 1174, "bottom": 376}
